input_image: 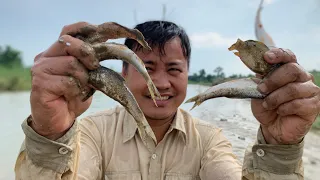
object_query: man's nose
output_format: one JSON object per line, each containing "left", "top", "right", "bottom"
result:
{"left": 152, "top": 71, "right": 171, "bottom": 90}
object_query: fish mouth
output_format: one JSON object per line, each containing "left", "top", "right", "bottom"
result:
{"left": 228, "top": 44, "right": 237, "bottom": 51}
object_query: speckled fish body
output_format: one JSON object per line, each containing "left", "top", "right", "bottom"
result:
{"left": 185, "top": 39, "right": 276, "bottom": 109}
{"left": 88, "top": 66, "right": 156, "bottom": 142}
{"left": 92, "top": 42, "right": 160, "bottom": 105}
{"left": 185, "top": 78, "right": 265, "bottom": 109}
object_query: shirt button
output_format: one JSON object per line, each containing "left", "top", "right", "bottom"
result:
{"left": 58, "top": 147, "right": 69, "bottom": 155}
{"left": 256, "top": 149, "right": 265, "bottom": 157}
{"left": 151, "top": 153, "right": 157, "bottom": 159}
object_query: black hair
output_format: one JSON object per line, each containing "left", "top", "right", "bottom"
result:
{"left": 123, "top": 20, "right": 191, "bottom": 70}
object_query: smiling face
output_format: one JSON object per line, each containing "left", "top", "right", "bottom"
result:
{"left": 122, "top": 37, "right": 189, "bottom": 121}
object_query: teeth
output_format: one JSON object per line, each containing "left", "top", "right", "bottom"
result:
{"left": 155, "top": 96, "right": 169, "bottom": 101}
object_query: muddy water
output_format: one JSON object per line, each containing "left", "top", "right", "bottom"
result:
{"left": 0, "top": 84, "right": 319, "bottom": 179}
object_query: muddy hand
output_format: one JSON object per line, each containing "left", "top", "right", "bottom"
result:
{"left": 63, "top": 22, "right": 160, "bottom": 106}
{"left": 29, "top": 22, "right": 101, "bottom": 140}
{"left": 252, "top": 48, "right": 320, "bottom": 145}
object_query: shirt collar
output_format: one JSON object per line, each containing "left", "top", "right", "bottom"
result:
{"left": 122, "top": 108, "right": 188, "bottom": 145}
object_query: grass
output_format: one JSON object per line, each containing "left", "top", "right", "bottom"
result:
{"left": 0, "top": 66, "right": 31, "bottom": 91}
{"left": 312, "top": 116, "right": 320, "bottom": 130}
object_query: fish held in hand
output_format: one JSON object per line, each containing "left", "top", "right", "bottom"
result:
{"left": 228, "top": 38, "right": 277, "bottom": 76}
{"left": 88, "top": 66, "right": 156, "bottom": 142}
{"left": 67, "top": 22, "right": 161, "bottom": 106}
{"left": 92, "top": 42, "right": 160, "bottom": 106}
{"left": 185, "top": 78, "right": 265, "bottom": 110}
{"left": 69, "top": 22, "right": 152, "bottom": 50}
{"left": 185, "top": 39, "right": 277, "bottom": 109}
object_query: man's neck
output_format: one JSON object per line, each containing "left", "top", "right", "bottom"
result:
{"left": 146, "top": 114, "right": 176, "bottom": 143}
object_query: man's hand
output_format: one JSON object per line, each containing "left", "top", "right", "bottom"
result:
{"left": 30, "top": 22, "right": 99, "bottom": 140}
{"left": 251, "top": 48, "right": 320, "bottom": 145}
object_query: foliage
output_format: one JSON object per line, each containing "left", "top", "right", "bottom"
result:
{"left": 0, "top": 45, "right": 23, "bottom": 68}
{"left": 188, "top": 66, "right": 253, "bottom": 85}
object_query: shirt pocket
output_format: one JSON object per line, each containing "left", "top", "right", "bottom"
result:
{"left": 105, "top": 171, "right": 141, "bottom": 180}
{"left": 165, "top": 173, "right": 197, "bottom": 180}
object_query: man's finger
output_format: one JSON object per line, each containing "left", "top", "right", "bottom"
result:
{"left": 264, "top": 48, "right": 297, "bottom": 64}
{"left": 257, "top": 63, "right": 313, "bottom": 94}
{"left": 41, "top": 35, "right": 98, "bottom": 70}
{"left": 45, "top": 75, "right": 90, "bottom": 101}
{"left": 36, "top": 56, "right": 89, "bottom": 87}
{"left": 59, "top": 21, "right": 91, "bottom": 37}
{"left": 262, "top": 81, "right": 319, "bottom": 110}
{"left": 277, "top": 96, "right": 320, "bottom": 118}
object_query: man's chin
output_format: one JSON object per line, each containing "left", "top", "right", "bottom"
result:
{"left": 143, "top": 108, "right": 177, "bottom": 121}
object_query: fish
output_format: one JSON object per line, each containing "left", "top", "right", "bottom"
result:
{"left": 65, "top": 22, "right": 160, "bottom": 143}
{"left": 69, "top": 22, "right": 152, "bottom": 50}
{"left": 67, "top": 22, "right": 161, "bottom": 106}
{"left": 92, "top": 42, "right": 160, "bottom": 106}
{"left": 88, "top": 66, "right": 156, "bottom": 143}
{"left": 228, "top": 38, "right": 278, "bottom": 76}
{"left": 186, "top": 78, "right": 265, "bottom": 110}
{"left": 185, "top": 39, "right": 280, "bottom": 110}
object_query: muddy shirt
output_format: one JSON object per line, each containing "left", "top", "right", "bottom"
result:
{"left": 14, "top": 105, "right": 304, "bottom": 180}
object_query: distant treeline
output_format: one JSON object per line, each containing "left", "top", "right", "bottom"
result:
{"left": 188, "top": 67, "right": 254, "bottom": 86}
{"left": 1, "top": 44, "right": 320, "bottom": 91}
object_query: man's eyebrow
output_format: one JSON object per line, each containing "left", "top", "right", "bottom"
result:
{"left": 167, "top": 61, "right": 183, "bottom": 66}
{"left": 143, "top": 60, "right": 155, "bottom": 65}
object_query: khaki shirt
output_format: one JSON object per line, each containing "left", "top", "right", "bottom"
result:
{"left": 14, "top": 105, "right": 304, "bottom": 180}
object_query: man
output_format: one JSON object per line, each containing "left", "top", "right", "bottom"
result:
{"left": 14, "top": 20, "right": 319, "bottom": 179}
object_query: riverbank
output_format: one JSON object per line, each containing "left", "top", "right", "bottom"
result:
{"left": 1, "top": 67, "right": 320, "bottom": 130}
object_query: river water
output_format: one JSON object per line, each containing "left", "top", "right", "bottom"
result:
{"left": 0, "top": 84, "right": 319, "bottom": 179}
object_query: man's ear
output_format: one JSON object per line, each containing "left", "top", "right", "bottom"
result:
{"left": 121, "top": 65, "right": 128, "bottom": 78}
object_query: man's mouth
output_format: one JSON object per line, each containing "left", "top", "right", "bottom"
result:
{"left": 147, "top": 95, "right": 172, "bottom": 101}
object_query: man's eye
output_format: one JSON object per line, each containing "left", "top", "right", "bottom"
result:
{"left": 169, "top": 68, "right": 181, "bottom": 72}
{"left": 146, "top": 67, "right": 152, "bottom": 71}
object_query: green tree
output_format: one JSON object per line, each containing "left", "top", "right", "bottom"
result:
{"left": 0, "top": 45, "right": 23, "bottom": 68}
{"left": 199, "top": 69, "right": 206, "bottom": 81}
{"left": 213, "top": 66, "right": 225, "bottom": 78}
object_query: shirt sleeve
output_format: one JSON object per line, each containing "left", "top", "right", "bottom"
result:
{"left": 14, "top": 115, "right": 104, "bottom": 180}
{"left": 242, "top": 126, "right": 304, "bottom": 180}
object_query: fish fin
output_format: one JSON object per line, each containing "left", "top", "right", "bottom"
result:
{"left": 81, "top": 88, "right": 96, "bottom": 102}
{"left": 234, "top": 52, "right": 240, "bottom": 57}
{"left": 190, "top": 103, "right": 198, "bottom": 111}
{"left": 185, "top": 95, "right": 199, "bottom": 103}
{"left": 185, "top": 95, "right": 202, "bottom": 111}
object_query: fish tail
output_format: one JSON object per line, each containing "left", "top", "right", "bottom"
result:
{"left": 133, "top": 29, "right": 152, "bottom": 51}
{"left": 147, "top": 80, "right": 161, "bottom": 107}
{"left": 185, "top": 95, "right": 202, "bottom": 110}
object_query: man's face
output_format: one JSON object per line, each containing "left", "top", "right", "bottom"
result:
{"left": 122, "top": 37, "right": 188, "bottom": 120}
